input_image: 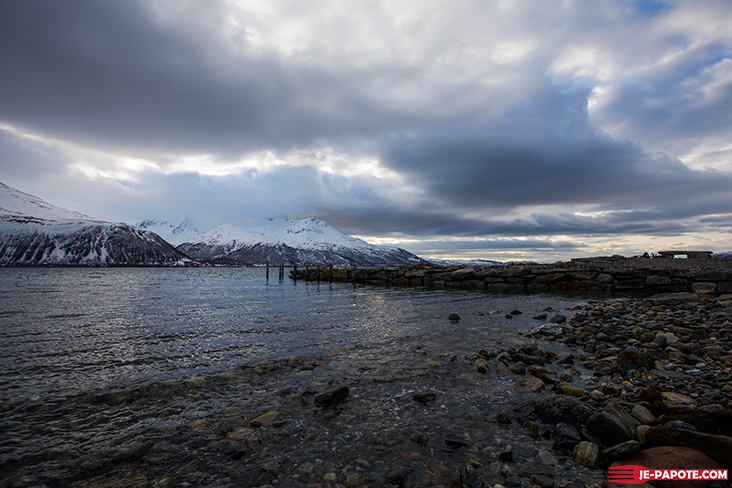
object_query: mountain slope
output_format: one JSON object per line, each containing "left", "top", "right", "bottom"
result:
{"left": 177, "top": 218, "right": 425, "bottom": 266}
{"left": 136, "top": 219, "right": 200, "bottom": 246}
{"left": 0, "top": 182, "right": 189, "bottom": 266}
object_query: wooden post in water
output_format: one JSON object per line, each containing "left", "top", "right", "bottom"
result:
{"left": 279, "top": 264, "right": 284, "bottom": 280}
{"left": 305, "top": 265, "right": 309, "bottom": 281}
{"left": 266, "top": 262, "right": 270, "bottom": 281}
{"left": 329, "top": 264, "right": 333, "bottom": 282}
{"left": 317, "top": 267, "right": 321, "bottom": 282}
{"left": 293, "top": 265, "right": 297, "bottom": 282}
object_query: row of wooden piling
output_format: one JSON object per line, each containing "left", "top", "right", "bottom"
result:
{"left": 265, "top": 263, "right": 344, "bottom": 283}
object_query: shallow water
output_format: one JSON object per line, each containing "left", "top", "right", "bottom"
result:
{"left": 0, "top": 267, "right": 586, "bottom": 403}
{"left": 0, "top": 267, "right": 602, "bottom": 487}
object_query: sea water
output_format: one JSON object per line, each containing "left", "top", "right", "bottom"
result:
{"left": 0, "top": 267, "right": 587, "bottom": 403}
{"left": 1, "top": 267, "right": 604, "bottom": 486}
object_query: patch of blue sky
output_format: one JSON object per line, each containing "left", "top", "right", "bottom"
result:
{"left": 632, "top": 0, "right": 670, "bottom": 15}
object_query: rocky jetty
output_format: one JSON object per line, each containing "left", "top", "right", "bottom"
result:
{"left": 291, "top": 256, "right": 732, "bottom": 295}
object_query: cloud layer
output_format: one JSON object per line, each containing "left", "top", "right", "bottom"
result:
{"left": 1, "top": 0, "right": 731, "bottom": 260}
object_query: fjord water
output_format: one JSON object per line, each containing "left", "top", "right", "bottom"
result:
{"left": 0, "top": 267, "right": 582, "bottom": 403}
{"left": 0, "top": 267, "right": 605, "bottom": 486}
{"left": 1, "top": 267, "right": 579, "bottom": 402}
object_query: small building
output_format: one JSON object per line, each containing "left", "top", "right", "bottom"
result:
{"left": 658, "top": 250, "right": 713, "bottom": 259}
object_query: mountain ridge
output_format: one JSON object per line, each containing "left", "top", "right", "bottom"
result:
{"left": 0, "top": 182, "right": 189, "bottom": 266}
{"left": 171, "top": 217, "right": 426, "bottom": 267}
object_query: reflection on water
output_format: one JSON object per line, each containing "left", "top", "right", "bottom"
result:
{"left": 0, "top": 267, "right": 610, "bottom": 487}
{"left": 0, "top": 267, "right": 585, "bottom": 403}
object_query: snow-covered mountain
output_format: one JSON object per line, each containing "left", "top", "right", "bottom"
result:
{"left": 136, "top": 219, "right": 200, "bottom": 246}
{"left": 176, "top": 217, "right": 426, "bottom": 266}
{"left": 0, "top": 182, "right": 189, "bottom": 266}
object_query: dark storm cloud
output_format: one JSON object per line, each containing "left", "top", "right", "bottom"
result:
{"left": 1, "top": 0, "right": 731, "bottom": 258}
{"left": 382, "top": 132, "right": 732, "bottom": 211}
{"left": 0, "top": 0, "right": 386, "bottom": 156}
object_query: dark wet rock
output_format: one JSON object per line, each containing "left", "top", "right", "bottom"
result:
{"left": 69, "top": 468, "right": 148, "bottom": 488}
{"left": 527, "top": 365, "right": 559, "bottom": 385}
{"left": 556, "top": 352, "right": 575, "bottom": 365}
{"left": 112, "top": 441, "right": 154, "bottom": 462}
{"left": 594, "top": 359, "right": 619, "bottom": 376}
{"left": 387, "top": 466, "right": 412, "bottom": 487}
{"left": 314, "top": 386, "right": 349, "bottom": 408}
{"left": 573, "top": 441, "right": 600, "bottom": 468}
{"left": 512, "top": 353, "right": 545, "bottom": 366}
{"left": 664, "top": 420, "right": 698, "bottom": 432}
{"left": 525, "top": 421, "right": 540, "bottom": 438}
{"left": 653, "top": 334, "right": 669, "bottom": 348}
{"left": 445, "top": 439, "right": 470, "bottom": 450}
{"left": 642, "top": 425, "right": 732, "bottom": 467}
{"left": 514, "top": 395, "right": 595, "bottom": 429}
{"left": 518, "top": 375, "right": 546, "bottom": 392}
{"left": 250, "top": 410, "right": 279, "bottom": 427}
{"left": 549, "top": 314, "right": 567, "bottom": 323}
{"left": 553, "top": 423, "right": 582, "bottom": 451}
{"left": 508, "top": 362, "right": 526, "bottom": 375}
{"left": 562, "top": 385, "right": 586, "bottom": 398}
{"left": 498, "top": 446, "right": 514, "bottom": 462}
{"left": 605, "top": 403, "right": 641, "bottom": 434}
{"left": 413, "top": 392, "right": 437, "bottom": 404}
{"left": 533, "top": 313, "right": 548, "bottom": 320}
{"left": 409, "top": 431, "right": 429, "bottom": 445}
{"left": 448, "top": 313, "right": 461, "bottom": 321}
{"left": 587, "top": 412, "right": 634, "bottom": 446}
{"left": 601, "top": 440, "right": 641, "bottom": 462}
{"left": 617, "top": 346, "right": 641, "bottom": 361}
{"left": 640, "top": 331, "right": 656, "bottom": 343}
{"left": 631, "top": 404, "right": 656, "bottom": 425}
{"left": 531, "top": 474, "right": 555, "bottom": 488}
{"left": 475, "top": 357, "right": 490, "bottom": 374}
{"left": 510, "top": 309, "right": 523, "bottom": 316}
{"left": 496, "top": 411, "right": 512, "bottom": 424}
{"left": 449, "top": 463, "right": 485, "bottom": 488}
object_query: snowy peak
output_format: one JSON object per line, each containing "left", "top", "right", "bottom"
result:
{"left": 136, "top": 219, "right": 200, "bottom": 246}
{"left": 177, "top": 217, "right": 425, "bottom": 267}
{"left": 0, "top": 182, "right": 188, "bottom": 266}
{"left": 187, "top": 217, "right": 372, "bottom": 250}
{"left": 0, "top": 182, "right": 100, "bottom": 225}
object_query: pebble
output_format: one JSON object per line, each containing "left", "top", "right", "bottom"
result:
{"left": 250, "top": 410, "right": 279, "bottom": 427}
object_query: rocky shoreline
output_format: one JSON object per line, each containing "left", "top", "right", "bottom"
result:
{"left": 474, "top": 291, "right": 732, "bottom": 487}
{"left": 2, "top": 280, "right": 731, "bottom": 487}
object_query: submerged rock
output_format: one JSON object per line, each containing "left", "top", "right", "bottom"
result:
{"left": 514, "top": 395, "right": 596, "bottom": 429}
{"left": 314, "top": 386, "right": 350, "bottom": 408}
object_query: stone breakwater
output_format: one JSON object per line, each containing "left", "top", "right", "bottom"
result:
{"left": 290, "top": 257, "right": 732, "bottom": 295}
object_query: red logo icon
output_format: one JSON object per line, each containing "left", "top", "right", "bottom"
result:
{"left": 609, "top": 465, "right": 728, "bottom": 484}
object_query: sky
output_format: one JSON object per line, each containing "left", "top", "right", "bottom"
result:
{"left": 2, "top": 0, "right": 732, "bottom": 262}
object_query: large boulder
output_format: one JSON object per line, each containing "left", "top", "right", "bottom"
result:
{"left": 587, "top": 412, "right": 635, "bottom": 446}
{"left": 642, "top": 424, "right": 732, "bottom": 468}
{"left": 514, "top": 395, "right": 596, "bottom": 429}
